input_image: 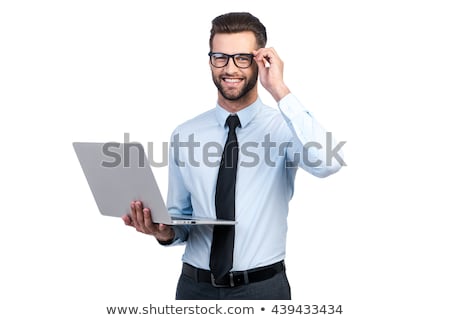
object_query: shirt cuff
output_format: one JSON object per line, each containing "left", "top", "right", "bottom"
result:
{"left": 157, "top": 225, "right": 188, "bottom": 246}
{"left": 278, "top": 93, "right": 310, "bottom": 119}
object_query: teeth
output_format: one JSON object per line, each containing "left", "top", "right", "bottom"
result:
{"left": 224, "top": 78, "right": 241, "bottom": 83}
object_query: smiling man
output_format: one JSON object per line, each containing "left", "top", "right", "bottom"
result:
{"left": 123, "top": 12, "right": 344, "bottom": 300}
{"left": 209, "top": 34, "right": 260, "bottom": 106}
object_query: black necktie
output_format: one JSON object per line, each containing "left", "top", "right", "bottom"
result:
{"left": 210, "top": 114, "right": 240, "bottom": 281}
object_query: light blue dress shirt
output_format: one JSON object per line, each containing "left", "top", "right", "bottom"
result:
{"left": 166, "top": 93, "right": 343, "bottom": 271}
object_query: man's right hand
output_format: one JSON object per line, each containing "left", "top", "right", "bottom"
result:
{"left": 122, "top": 201, "right": 175, "bottom": 243}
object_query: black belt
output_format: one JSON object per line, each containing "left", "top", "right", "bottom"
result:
{"left": 182, "top": 261, "right": 285, "bottom": 288}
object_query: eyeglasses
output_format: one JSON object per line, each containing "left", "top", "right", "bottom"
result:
{"left": 208, "top": 52, "right": 254, "bottom": 69}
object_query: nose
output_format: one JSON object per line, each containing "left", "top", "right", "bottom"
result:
{"left": 224, "top": 57, "right": 240, "bottom": 73}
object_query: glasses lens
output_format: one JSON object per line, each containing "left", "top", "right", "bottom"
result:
{"left": 234, "top": 54, "right": 253, "bottom": 68}
{"left": 210, "top": 53, "right": 229, "bottom": 67}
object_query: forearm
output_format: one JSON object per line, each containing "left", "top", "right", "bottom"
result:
{"left": 278, "top": 93, "right": 345, "bottom": 177}
{"left": 269, "top": 83, "right": 291, "bottom": 103}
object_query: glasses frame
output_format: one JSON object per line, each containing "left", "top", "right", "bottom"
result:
{"left": 208, "top": 52, "right": 254, "bottom": 69}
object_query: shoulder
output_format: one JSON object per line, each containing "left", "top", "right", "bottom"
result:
{"left": 170, "top": 108, "right": 216, "bottom": 138}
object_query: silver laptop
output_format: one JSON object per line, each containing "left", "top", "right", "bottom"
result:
{"left": 73, "top": 142, "right": 236, "bottom": 225}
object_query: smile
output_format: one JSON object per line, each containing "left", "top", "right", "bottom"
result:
{"left": 223, "top": 78, "right": 243, "bottom": 83}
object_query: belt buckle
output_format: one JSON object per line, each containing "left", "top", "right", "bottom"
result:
{"left": 211, "top": 273, "right": 235, "bottom": 288}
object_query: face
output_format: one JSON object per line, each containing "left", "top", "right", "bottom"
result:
{"left": 210, "top": 31, "right": 259, "bottom": 106}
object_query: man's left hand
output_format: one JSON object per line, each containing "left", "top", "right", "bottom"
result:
{"left": 253, "top": 47, "right": 291, "bottom": 102}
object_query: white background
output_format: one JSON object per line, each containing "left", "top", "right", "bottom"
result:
{"left": 1, "top": 0, "right": 449, "bottom": 319}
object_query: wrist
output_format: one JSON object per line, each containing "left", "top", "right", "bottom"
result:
{"left": 156, "top": 228, "right": 175, "bottom": 245}
{"left": 270, "top": 83, "right": 290, "bottom": 102}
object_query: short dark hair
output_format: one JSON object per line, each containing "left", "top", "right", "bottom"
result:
{"left": 209, "top": 12, "right": 267, "bottom": 51}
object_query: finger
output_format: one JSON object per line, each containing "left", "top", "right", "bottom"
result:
{"left": 135, "top": 201, "right": 145, "bottom": 227}
{"left": 254, "top": 48, "right": 279, "bottom": 66}
{"left": 253, "top": 55, "right": 267, "bottom": 70}
{"left": 253, "top": 47, "right": 275, "bottom": 60}
{"left": 130, "top": 201, "right": 138, "bottom": 225}
{"left": 252, "top": 49, "right": 266, "bottom": 67}
{"left": 132, "top": 201, "right": 146, "bottom": 232}
{"left": 158, "top": 223, "right": 171, "bottom": 233}
{"left": 253, "top": 52, "right": 274, "bottom": 72}
{"left": 143, "top": 208, "right": 158, "bottom": 234}
{"left": 122, "top": 214, "right": 134, "bottom": 226}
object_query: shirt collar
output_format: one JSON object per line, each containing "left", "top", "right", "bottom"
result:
{"left": 215, "top": 98, "right": 262, "bottom": 129}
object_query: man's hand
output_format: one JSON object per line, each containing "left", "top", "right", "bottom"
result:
{"left": 122, "top": 201, "right": 175, "bottom": 243}
{"left": 253, "top": 47, "right": 291, "bottom": 102}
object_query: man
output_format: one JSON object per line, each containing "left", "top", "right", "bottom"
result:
{"left": 123, "top": 12, "right": 344, "bottom": 299}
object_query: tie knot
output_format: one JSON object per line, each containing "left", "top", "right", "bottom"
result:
{"left": 226, "top": 115, "right": 240, "bottom": 131}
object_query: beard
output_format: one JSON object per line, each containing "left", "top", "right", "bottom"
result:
{"left": 212, "top": 69, "right": 258, "bottom": 101}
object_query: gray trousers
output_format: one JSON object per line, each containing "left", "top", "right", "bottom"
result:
{"left": 175, "top": 269, "right": 291, "bottom": 300}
